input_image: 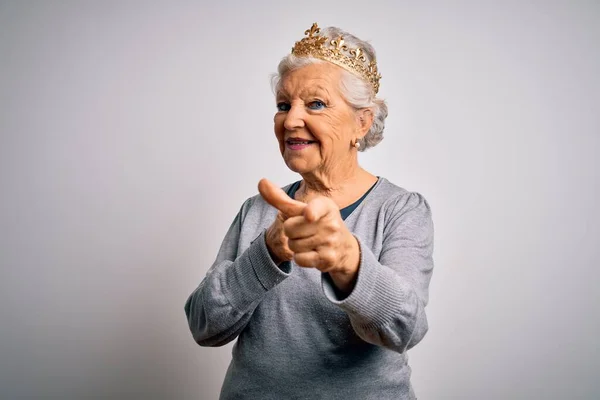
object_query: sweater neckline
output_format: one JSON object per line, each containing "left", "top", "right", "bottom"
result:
{"left": 286, "top": 177, "right": 383, "bottom": 220}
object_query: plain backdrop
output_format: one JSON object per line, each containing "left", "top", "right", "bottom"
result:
{"left": 1, "top": 1, "right": 599, "bottom": 399}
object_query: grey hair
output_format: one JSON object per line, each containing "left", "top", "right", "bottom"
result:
{"left": 271, "top": 26, "right": 388, "bottom": 151}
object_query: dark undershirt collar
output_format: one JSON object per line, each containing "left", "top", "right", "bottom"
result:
{"left": 286, "top": 178, "right": 379, "bottom": 220}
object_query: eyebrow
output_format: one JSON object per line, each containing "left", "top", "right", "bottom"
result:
{"left": 277, "top": 85, "right": 331, "bottom": 100}
{"left": 300, "top": 85, "right": 330, "bottom": 97}
{"left": 275, "top": 90, "right": 289, "bottom": 101}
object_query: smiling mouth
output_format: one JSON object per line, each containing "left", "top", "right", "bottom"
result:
{"left": 285, "top": 139, "right": 317, "bottom": 151}
{"left": 286, "top": 139, "right": 317, "bottom": 145}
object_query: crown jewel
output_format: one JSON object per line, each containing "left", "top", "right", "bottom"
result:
{"left": 291, "top": 23, "right": 381, "bottom": 94}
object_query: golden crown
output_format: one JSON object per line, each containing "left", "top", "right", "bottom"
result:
{"left": 291, "top": 23, "right": 381, "bottom": 94}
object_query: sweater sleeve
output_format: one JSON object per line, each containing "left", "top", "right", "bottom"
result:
{"left": 184, "top": 200, "right": 292, "bottom": 347}
{"left": 322, "top": 192, "right": 434, "bottom": 353}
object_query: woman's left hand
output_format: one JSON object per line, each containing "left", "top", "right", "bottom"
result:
{"left": 259, "top": 178, "right": 360, "bottom": 293}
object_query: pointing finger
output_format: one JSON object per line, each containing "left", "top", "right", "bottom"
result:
{"left": 304, "top": 197, "right": 337, "bottom": 222}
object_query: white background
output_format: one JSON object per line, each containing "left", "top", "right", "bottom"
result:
{"left": 1, "top": 1, "right": 599, "bottom": 399}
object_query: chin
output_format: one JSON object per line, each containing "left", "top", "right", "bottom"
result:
{"left": 284, "top": 158, "right": 315, "bottom": 175}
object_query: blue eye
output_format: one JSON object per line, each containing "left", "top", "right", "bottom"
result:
{"left": 277, "top": 102, "right": 291, "bottom": 112}
{"left": 308, "top": 100, "right": 326, "bottom": 110}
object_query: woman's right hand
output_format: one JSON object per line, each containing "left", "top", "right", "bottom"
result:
{"left": 265, "top": 211, "right": 294, "bottom": 265}
{"left": 259, "top": 179, "right": 307, "bottom": 265}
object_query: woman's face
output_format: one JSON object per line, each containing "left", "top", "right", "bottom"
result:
{"left": 274, "top": 63, "right": 364, "bottom": 177}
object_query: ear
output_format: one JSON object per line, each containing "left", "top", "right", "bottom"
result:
{"left": 356, "top": 108, "right": 374, "bottom": 137}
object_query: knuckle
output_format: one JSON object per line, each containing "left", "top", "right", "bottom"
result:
{"left": 329, "top": 219, "right": 342, "bottom": 231}
{"left": 320, "top": 236, "right": 333, "bottom": 247}
{"left": 320, "top": 250, "right": 336, "bottom": 266}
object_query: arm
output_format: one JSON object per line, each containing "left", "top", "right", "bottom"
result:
{"left": 322, "top": 192, "right": 434, "bottom": 353}
{"left": 184, "top": 200, "right": 292, "bottom": 347}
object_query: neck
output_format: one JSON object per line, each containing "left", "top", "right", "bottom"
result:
{"left": 298, "top": 161, "right": 376, "bottom": 207}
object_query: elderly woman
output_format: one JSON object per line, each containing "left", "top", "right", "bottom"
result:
{"left": 185, "top": 23, "right": 434, "bottom": 400}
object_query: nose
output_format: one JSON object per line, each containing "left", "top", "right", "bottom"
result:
{"left": 283, "top": 104, "right": 306, "bottom": 131}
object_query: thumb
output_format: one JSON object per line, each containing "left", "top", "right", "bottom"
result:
{"left": 258, "top": 178, "right": 306, "bottom": 217}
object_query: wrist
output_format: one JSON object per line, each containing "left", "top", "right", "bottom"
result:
{"left": 264, "top": 231, "right": 282, "bottom": 265}
{"left": 330, "top": 234, "right": 361, "bottom": 293}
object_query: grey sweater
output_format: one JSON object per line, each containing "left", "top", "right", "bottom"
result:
{"left": 185, "top": 177, "right": 434, "bottom": 399}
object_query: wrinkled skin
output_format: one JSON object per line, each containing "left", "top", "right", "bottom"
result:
{"left": 262, "top": 62, "right": 375, "bottom": 294}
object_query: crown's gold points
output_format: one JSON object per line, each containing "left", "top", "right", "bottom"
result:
{"left": 291, "top": 22, "right": 381, "bottom": 94}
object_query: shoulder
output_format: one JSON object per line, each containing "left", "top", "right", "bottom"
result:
{"left": 370, "top": 178, "right": 434, "bottom": 242}
{"left": 371, "top": 177, "right": 431, "bottom": 213}
{"left": 366, "top": 177, "right": 433, "bottom": 231}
